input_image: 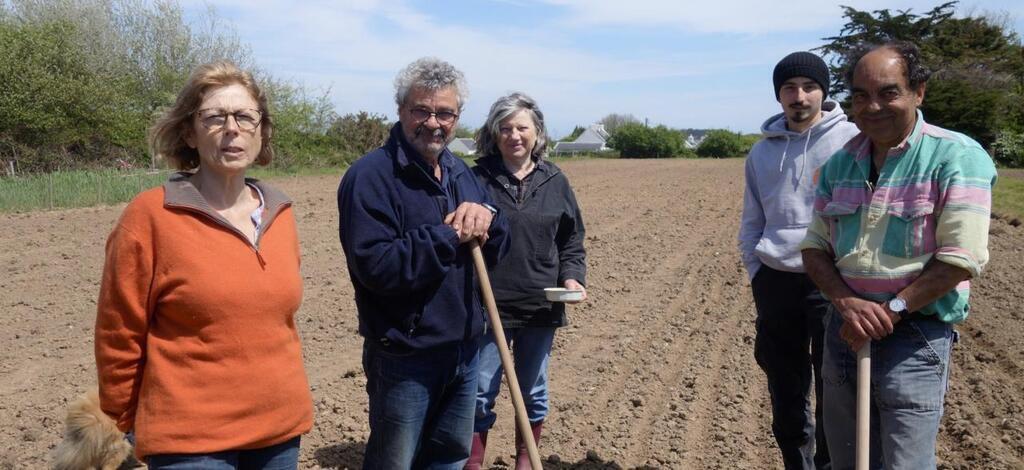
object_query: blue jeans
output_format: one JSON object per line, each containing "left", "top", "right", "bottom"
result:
{"left": 146, "top": 436, "right": 300, "bottom": 470}
{"left": 751, "top": 266, "right": 829, "bottom": 470}
{"left": 822, "top": 307, "right": 954, "bottom": 470}
{"left": 361, "top": 338, "right": 479, "bottom": 469}
{"left": 474, "top": 327, "right": 556, "bottom": 432}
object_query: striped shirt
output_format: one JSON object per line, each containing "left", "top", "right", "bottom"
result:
{"left": 799, "top": 111, "right": 997, "bottom": 323}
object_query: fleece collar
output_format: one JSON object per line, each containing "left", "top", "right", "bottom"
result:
{"left": 163, "top": 172, "right": 292, "bottom": 245}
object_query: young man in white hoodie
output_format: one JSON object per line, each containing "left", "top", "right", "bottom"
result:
{"left": 738, "top": 51, "right": 859, "bottom": 470}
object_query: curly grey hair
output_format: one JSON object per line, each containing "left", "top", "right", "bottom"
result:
{"left": 394, "top": 57, "right": 468, "bottom": 110}
{"left": 475, "top": 92, "right": 549, "bottom": 159}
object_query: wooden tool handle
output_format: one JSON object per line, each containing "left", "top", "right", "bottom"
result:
{"left": 471, "top": 240, "right": 543, "bottom": 469}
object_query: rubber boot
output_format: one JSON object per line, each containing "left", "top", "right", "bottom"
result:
{"left": 514, "top": 421, "right": 543, "bottom": 470}
{"left": 465, "top": 431, "right": 487, "bottom": 470}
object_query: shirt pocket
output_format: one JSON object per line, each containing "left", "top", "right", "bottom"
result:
{"left": 819, "top": 201, "right": 861, "bottom": 258}
{"left": 882, "top": 200, "right": 936, "bottom": 259}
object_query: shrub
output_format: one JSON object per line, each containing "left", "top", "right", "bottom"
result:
{"left": 608, "top": 123, "right": 689, "bottom": 158}
{"left": 696, "top": 130, "right": 750, "bottom": 158}
{"left": 0, "top": 0, "right": 339, "bottom": 173}
{"left": 328, "top": 111, "right": 391, "bottom": 156}
{"left": 992, "top": 130, "right": 1024, "bottom": 168}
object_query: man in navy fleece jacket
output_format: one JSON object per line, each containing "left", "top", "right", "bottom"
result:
{"left": 337, "top": 57, "right": 509, "bottom": 469}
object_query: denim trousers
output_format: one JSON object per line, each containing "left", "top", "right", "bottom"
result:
{"left": 751, "top": 266, "right": 830, "bottom": 470}
{"left": 146, "top": 436, "right": 300, "bottom": 470}
{"left": 361, "top": 338, "right": 479, "bottom": 469}
{"left": 474, "top": 326, "right": 556, "bottom": 433}
{"left": 822, "top": 307, "right": 954, "bottom": 470}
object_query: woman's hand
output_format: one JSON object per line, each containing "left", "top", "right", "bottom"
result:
{"left": 563, "top": 279, "right": 587, "bottom": 304}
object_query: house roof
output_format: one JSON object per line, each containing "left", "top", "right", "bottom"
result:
{"left": 447, "top": 138, "right": 476, "bottom": 154}
{"left": 574, "top": 124, "right": 609, "bottom": 144}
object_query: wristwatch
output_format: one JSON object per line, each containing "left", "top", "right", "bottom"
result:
{"left": 888, "top": 296, "right": 909, "bottom": 320}
{"left": 481, "top": 203, "right": 498, "bottom": 215}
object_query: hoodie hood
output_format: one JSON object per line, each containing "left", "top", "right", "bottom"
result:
{"left": 737, "top": 100, "right": 861, "bottom": 278}
{"left": 760, "top": 100, "right": 849, "bottom": 139}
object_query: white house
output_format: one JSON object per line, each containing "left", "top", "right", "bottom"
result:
{"left": 551, "top": 124, "right": 610, "bottom": 154}
{"left": 684, "top": 134, "right": 706, "bottom": 149}
{"left": 447, "top": 137, "right": 476, "bottom": 155}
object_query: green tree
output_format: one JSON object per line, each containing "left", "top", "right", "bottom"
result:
{"left": 992, "top": 130, "right": 1024, "bottom": 167}
{"left": 0, "top": 19, "right": 136, "bottom": 170}
{"left": 0, "top": 0, "right": 337, "bottom": 173}
{"left": 328, "top": 111, "right": 391, "bottom": 156}
{"left": 599, "top": 113, "right": 640, "bottom": 135}
{"left": 608, "top": 123, "right": 689, "bottom": 158}
{"left": 264, "top": 80, "right": 341, "bottom": 168}
{"left": 696, "top": 130, "right": 750, "bottom": 158}
{"left": 817, "top": 1, "right": 1024, "bottom": 150}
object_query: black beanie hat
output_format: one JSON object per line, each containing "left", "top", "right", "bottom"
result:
{"left": 773, "top": 51, "right": 829, "bottom": 100}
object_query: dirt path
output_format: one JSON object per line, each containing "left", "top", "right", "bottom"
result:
{"left": 1, "top": 159, "right": 1021, "bottom": 469}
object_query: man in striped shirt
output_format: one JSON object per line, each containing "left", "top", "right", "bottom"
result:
{"left": 800, "top": 41, "right": 997, "bottom": 468}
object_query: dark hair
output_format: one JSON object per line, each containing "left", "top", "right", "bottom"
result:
{"left": 844, "top": 40, "right": 932, "bottom": 91}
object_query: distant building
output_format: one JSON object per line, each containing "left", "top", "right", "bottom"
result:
{"left": 552, "top": 124, "right": 610, "bottom": 154}
{"left": 684, "top": 134, "right": 706, "bottom": 149}
{"left": 448, "top": 137, "right": 476, "bottom": 155}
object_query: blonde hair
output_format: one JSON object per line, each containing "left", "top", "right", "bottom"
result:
{"left": 149, "top": 60, "right": 274, "bottom": 170}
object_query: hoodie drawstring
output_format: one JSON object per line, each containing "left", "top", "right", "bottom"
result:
{"left": 799, "top": 130, "right": 811, "bottom": 183}
{"left": 779, "top": 130, "right": 813, "bottom": 185}
{"left": 779, "top": 136, "right": 791, "bottom": 173}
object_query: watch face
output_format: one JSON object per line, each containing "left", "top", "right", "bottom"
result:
{"left": 889, "top": 297, "right": 907, "bottom": 313}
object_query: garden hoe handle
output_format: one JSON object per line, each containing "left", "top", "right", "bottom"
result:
{"left": 856, "top": 341, "right": 871, "bottom": 470}
{"left": 471, "top": 240, "right": 544, "bottom": 469}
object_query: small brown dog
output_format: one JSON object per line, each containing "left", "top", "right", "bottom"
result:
{"left": 52, "top": 390, "right": 143, "bottom": 470}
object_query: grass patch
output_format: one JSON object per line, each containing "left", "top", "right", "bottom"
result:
{"left": 0, "top": 165, "right": 346, "bottom": 213}
{"left": 993, "top": 175, "right": 1024, "bottom": 220}
{"left": 0, "top": 169, "right": 171, "bottom": 213}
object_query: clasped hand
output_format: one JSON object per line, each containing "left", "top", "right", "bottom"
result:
{"left": 835, "top": 296, "right": 899, "bottom": 351}
{"left": 444, "top": 202, "right": 493, "bottom": 244}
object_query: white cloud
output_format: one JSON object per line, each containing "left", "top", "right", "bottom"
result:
{"left": 183, "top": 0, "right": 785, "bottom": 131}
{"left": 180, "top": 0, "right": 1021, "bottom": 135}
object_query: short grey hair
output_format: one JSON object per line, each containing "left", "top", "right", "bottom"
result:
{"left": 476, "top": 92, "right": 549, "bottom": 159}
{"left": 394, "top": 57, "right": 468, "bottom": 110}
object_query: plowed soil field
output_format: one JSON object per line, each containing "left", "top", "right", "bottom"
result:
{"left": 2, "top": 158, "right": 1022, "bottom": 469}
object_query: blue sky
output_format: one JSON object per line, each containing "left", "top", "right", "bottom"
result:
{"left": 181, "top": 0, "right": 1023, "bottom": 138}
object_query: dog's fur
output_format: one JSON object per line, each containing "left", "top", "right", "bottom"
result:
{"left": 52, "top": 390, "right": 142, "bottom": 470}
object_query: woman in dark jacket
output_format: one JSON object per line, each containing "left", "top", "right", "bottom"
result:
{"left": 466, "top": 92, "right": 587, "bottom": 469}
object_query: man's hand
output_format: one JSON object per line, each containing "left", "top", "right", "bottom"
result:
{"left": 444, "top": 202, "right": 493, "bottom": 244}
{"left": 834, "top": 296, "right": 894, "bottom": 345}
{"left": 563, "top": 279, "right": 587, "bottom": 304}
{"left": 839, "top": 322, "right": 869, "bottom": 352}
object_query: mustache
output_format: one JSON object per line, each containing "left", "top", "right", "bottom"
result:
{"left": 414, "top": 124, "right": 447, "bottom": 141}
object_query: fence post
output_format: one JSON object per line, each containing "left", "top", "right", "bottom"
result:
{"left": 5, "top": 160, "right": 13, "bottom": 177}
{"left": 48, "top": 172, "right": 54, "bottom": 210}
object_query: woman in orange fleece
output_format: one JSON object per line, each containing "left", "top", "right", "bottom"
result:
{"left": 94, "top": 61, "right": 313, "bottom": 469}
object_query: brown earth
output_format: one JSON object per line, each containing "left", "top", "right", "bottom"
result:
{"left": 1, "top": 158, "right": 1022, "bottom": 469}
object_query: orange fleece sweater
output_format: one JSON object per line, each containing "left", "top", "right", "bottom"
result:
{"left": 95, "top": 176, "right": 313, "bottom": 458}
